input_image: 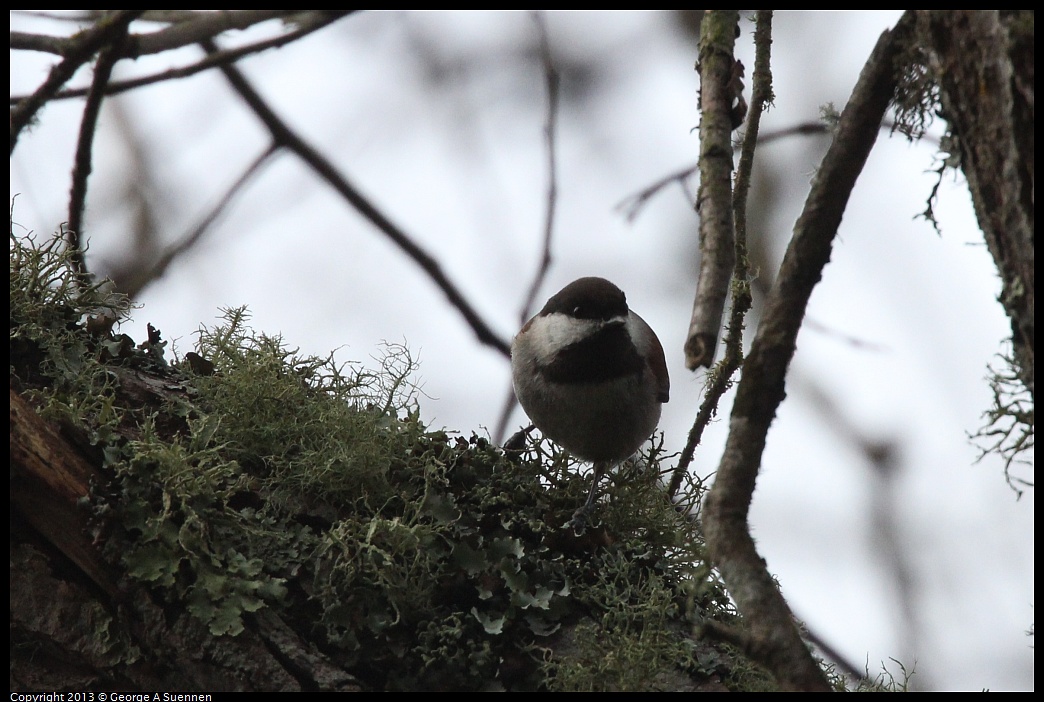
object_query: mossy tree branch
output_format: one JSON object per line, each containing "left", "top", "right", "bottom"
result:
{"left": 916, "top": 10, "right": 1034, "bottom": 405}
{"left": 701, "top": 12, "right": 915, "bottom": 691}
{"left": 672, "top": 10, "right": 772, "bottom": 497}
{"left": 684, "top": 10, "right": 740, "bottom": 370}
{"left": 11, "top": 233, "right": 758, "bottom": 691}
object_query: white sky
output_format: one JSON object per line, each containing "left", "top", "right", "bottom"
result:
{"left": 10, "top": 10, "right": 1033, "bottom": 691}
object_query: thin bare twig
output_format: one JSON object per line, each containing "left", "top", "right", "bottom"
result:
{"left": 518, "top": 12, "right": 560, "bottom": 325}
{"left": 799, "top": 618, "right": 870, "bottom": 686}
{"left": 117, "top": 147, "right": 278, "bottom": 299}
{"left": 66, "top": 16, "right": 138, "bottom": 282}
{"left": 10, "top": 10, "right": 145, "bottom": 155}
{"left": 616, "top": 123, "right": 830, "bottom": 223}
{"left": 10, "top": 12, "right": 350, "bottom": 105}
{"left": 11, "top": 11, "right": 303, "bottom": 57}
{"left": 201, "top": 38, "right": 512, "bottom": 358}
{"left": 701, "top": 11, "right": 915, "bottom": 691}
{"left": 794, "top": 367, "right": 928, "bottom": 687}
{"left": 616, "top": 163, "right": 700, "bottom": 223}
{"left": 616, "top": 119, "right": 939, "bottom": 224}
{"left": 494, "top": 11, "right": 561, "bottom": 444}
{"left": 128, "top": 10, "right": 300, "bottom": 57}
{"left": 11, "top": 12, "right": 350, "bottom": 105}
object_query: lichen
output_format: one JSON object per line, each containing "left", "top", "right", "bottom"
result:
{"left": 11, "top": 227, "right": 796, "bottom": 690}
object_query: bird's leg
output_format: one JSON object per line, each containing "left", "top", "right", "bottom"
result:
{"left": 583, "top": 461, "right": 607, "bottom": 510}
{"left": 567, "top": 461, "right": 609, "bottom": 532}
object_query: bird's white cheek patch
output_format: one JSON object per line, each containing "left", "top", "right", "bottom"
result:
{"left": 527, "top": 313, "right": 603, "bottom": 362}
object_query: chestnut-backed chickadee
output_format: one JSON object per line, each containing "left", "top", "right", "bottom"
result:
{"left": 510, "top": 277, "right": 669, "bottom": 518}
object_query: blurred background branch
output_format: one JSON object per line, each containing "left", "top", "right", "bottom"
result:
{"left": 9, "top": 10, "right": 1033, "bottom": 690}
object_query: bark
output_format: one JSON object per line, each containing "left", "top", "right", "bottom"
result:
{"left": 917, "top": 10, "right": 1034, "bottom": 403}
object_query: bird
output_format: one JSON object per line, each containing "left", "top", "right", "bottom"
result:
{"left": 510, "top": 277, "right": 669, "bottom": 524}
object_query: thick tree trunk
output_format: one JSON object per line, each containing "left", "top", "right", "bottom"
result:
{"left": 917, "top": 10, "right": 1035, "bottom": 402}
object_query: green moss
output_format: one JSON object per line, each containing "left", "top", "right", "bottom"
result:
{"left": 11, "top": 228, "right": 826, "bottom": 691}
{"left": 852, "top": 659, "right": 916, "bottom": 692}
{"left": 192, "top": 307, "right": 426, "bottom": 511}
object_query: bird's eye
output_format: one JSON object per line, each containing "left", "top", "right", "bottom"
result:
{"left": 572, "top": 306, "right": 583, "bottom": 317}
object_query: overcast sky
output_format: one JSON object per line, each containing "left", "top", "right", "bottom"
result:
{"left": 10, "top": 11, "right": 1033, "bottom": 690}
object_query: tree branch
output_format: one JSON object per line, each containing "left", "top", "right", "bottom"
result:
{"left": 517, "top": 10, "right": 560, "bottom": 329}
{"left": 118, "top": 147, "right": 278, "bottom": 299}
{"left": 201, "top": 39, "right": 512, "bottom": 358}
{"left": 684, "top": 10, "right": 740, "bottom": 370}
{"left": 615, "top": 119, "right": 936, "bottom": 225}
{"left": 671, "top": 10, "right": 772, "bottom": 497}
{"left": 10, "top": 30, "right": 68, "bottom": 54}
{"left": 917, "top": 10, "right": 1034, "bottom": 404}
{"left": 11, "top": 11, "right": 309, "bottom": 57}
{"left": 67, "top": 26, "right": 133, "bottom": 281}
{"left": 10, "top": 387, "right": 119, "bottom": 597}
{"left": 10, "top": 10, "right": 145, "bottom": 155}
{"left": 495, "top": 11, "right": 561, "bottom": 444}
{"left": 127, "top": 10, "right": 302, "bottom": 57}
{"left": 11, "top": 12, "right": 351, "bottom": 105}
{"left": 701, "top": 11, "right": 915, "bottom": 692}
